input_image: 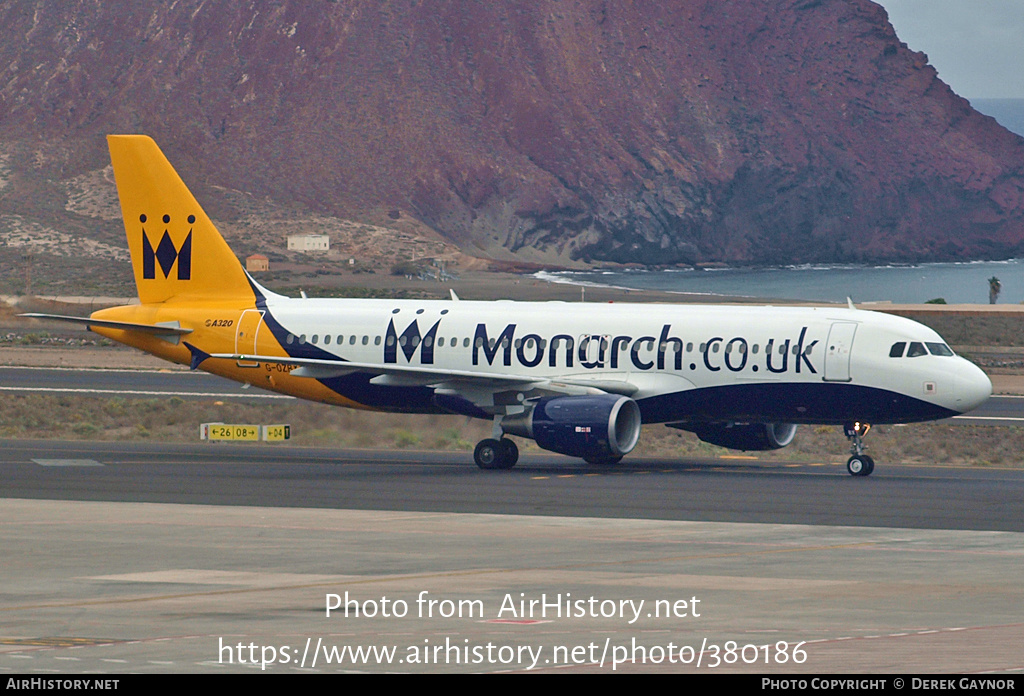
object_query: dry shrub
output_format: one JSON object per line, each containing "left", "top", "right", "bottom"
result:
{"left": 1, "top": 394, "right": 1019, "bottom": 468}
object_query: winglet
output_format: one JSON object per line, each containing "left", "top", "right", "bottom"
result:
{"left": 847, "top": 297, "right": 856, "bottom": 310}
{"left": 450, "top": 289, "right": 460, "bottom": 301}
{"left": 184, "top": 342, "right": 211, "bottom": 371}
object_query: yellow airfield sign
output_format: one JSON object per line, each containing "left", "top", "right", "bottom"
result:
{"left": 262, "top": 424, "right": 291, "bottom": 442}
{"left": 201, "top": 423, "right": 291, "bottom": 442}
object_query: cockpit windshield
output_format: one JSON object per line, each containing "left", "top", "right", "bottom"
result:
{"left": 889, "top": 341, "right": 955, "bottom": 358}
{"left": 907, "top": 342, "right": 928, "bottom": 357}
{"left": 925, "top": 342, "right": 954, "bottom": 357}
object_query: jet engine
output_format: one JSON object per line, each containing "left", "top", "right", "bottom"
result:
{"left": 503, "top": 394, "right": 642, "bottom": 462}
{"left": 681, "top": 422, "right": 798, "bottom": 451}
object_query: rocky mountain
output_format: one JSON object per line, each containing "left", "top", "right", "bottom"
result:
{"left": 1, "top": 0, "right": 1023, "bottom": 268}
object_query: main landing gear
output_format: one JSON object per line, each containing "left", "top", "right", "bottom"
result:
{"left": 474, "top": 438, "right": 519, "bottom": 470}
{"left": 844, "top": 421, "right": 874, "bottom": 477}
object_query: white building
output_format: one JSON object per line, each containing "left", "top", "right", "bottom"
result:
{"left": 287, "top": 234, "right": 330, "bottom": 252}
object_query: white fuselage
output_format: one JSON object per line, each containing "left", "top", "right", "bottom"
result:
{"left": 251, "top": 295, "right": 991, "bottom": 425}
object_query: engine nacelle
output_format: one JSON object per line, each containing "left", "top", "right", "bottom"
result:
{"left": 503, "top": 394, "right": 642, "bottom": 460}
{"left": 686, "top": 422, "right": 798, "bottom": 451}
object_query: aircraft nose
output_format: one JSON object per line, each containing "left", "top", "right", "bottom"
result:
{"left": 954, "top": 358, "right": 992, "bottom": 414}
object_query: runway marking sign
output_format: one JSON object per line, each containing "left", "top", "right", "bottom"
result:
{"left": 263, "top": 424, "right": 291, "bottom": 442}
{"left": 32, "top": 459, "right": 103, "bottom": 467}
{"left": 201, "top": 423, "right": 260, "bottom": 441}
{"left": 200, "top": 423, "right": 291, "bottom": 441}
{"left": 0, "top": 637, "right": 120, "bottom": 647}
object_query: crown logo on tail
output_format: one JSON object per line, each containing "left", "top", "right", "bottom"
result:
{"left": 141, "top": 213, "right": 194, "bottom": 280}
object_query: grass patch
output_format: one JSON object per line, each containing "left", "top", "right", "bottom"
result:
{"left": 1, "top": 394, "right": 1021, "bottom": 468}
{"left": 0, "top": 394, "right": 492, "bottom": 450}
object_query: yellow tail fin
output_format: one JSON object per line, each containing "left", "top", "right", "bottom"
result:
{"left": 107, "top": 135, "right": 254, "bottom": 305}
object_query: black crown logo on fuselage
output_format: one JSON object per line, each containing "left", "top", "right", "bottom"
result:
{"left": 140, "top": 213, "right": 194, "bottom": 280}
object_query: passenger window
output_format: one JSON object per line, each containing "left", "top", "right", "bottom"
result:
{"left": 906, "top": 342, "right": 927, "bottom": 358}
{"left": 889, "top": 342, "right": 906, "bottom": 358}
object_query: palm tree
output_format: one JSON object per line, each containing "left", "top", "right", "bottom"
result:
{"left": 989, "top": 276, "right": 1002, "bottom": 304}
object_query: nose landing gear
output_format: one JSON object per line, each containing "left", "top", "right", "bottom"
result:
{"left": 844, "top": 422, "right": 874, "bottom": 477}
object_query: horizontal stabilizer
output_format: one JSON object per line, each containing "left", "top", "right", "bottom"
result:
{"left": 19, "top": 313, "right": 193, "bottom": 336}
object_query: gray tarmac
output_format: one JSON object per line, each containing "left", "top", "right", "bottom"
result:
{"left": 2, "top": 442, "right": 1023, "bottom": 674}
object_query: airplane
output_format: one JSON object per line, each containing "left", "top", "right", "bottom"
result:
{"left": 23, "top": 135, "right": 992, "bottom": 476}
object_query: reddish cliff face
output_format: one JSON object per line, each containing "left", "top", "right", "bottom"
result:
{"left": 1, "top": 0, "right": 1022, "bottom": 266}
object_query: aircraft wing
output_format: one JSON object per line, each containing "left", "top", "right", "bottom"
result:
{"left": 210, "top": 352, "right": 638, "bottom": 397}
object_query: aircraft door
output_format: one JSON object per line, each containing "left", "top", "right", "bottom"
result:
{"left": 235, "top": 309, "right": 265, "bottom": 367}
{"left": 823, "top": 322, "right": 857, "bottom": 382}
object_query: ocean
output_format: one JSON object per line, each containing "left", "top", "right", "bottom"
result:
{"left": 538, "top": 260, "right": 1024, "bottom": 306}
{"left": 538, "top": 99, "right": 1024, "bottom": 306}
{"left": 971, "top": 98, "right": 1024, "bottom": 138}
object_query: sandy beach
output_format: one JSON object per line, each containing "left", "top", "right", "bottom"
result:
{"left": 284, "top": 267, "right": 785, "bottom": 304}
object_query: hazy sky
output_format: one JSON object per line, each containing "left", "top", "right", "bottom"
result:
{"left": 874, "top": 0, "right": 1024, "bottom": 99}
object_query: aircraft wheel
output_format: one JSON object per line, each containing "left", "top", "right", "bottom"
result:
{"left": 474, "top": 439, "right": 504, "bottom": 470}
{"left": 498, "top": 439, "right": 519, "bottom": 469}
{"left": 846, "top": 455, "right": 874, "bottom": 477}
